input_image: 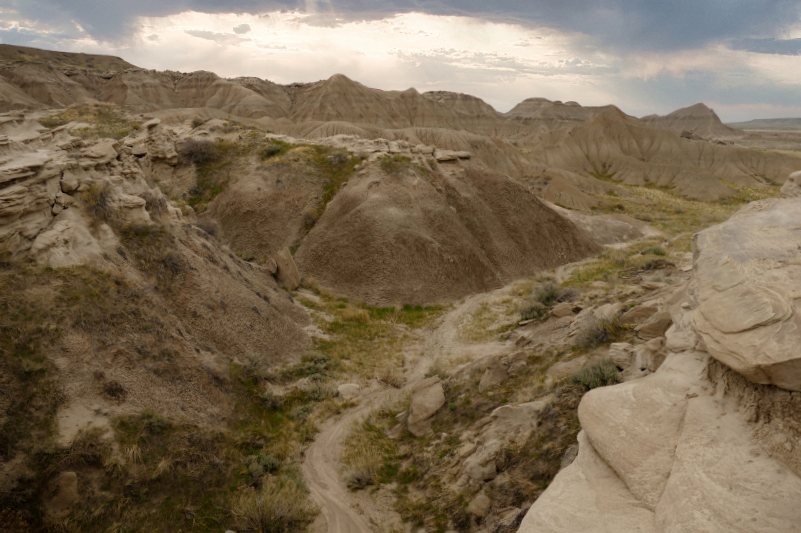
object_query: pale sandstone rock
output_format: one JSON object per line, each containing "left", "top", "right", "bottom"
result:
{"left": 29, "top": 209, "right": 106, "bottom": 267}
{"left": 635, "top": 311, "right": 672, "bottom": 340}
{"left": 145, "top": 119, "right": 179, "bottom": 165}
{"left": 274, "top": 247, "right": 301, "bottom": 290}
{"left": 60, "top": 172, "right": 80, "bottom": 193}
{"left": 620, "top": 304, "right": 658, "bottom": 326}
{"left": 654, "top": 395, "right": 801, "bottom": 532}
{"left": 407, "top": 377, "right": 445, "bottom": 437}
{"left": 546, "top": 356, "right": 587, "bottom": 381}
{"left": 478, "top": 360, "right": 508, "bottom": 392}
{"left": 551, "top": 301, "right": 577, "bottom": 318}
{"left": 609, "top": 342, "right": 634, "bottom": 369}
{"left": 633, "top": 337, "right": 667, "bottom": 374}
{"left": 594, "top": 302, "right": 623, "bottom": 322}
{"left": 578, "top": 351, "right": 708, "bottom": 509}
{"left": 81, "top": 139, "right": 119, "bottom": 165}
{"left": 337, "top": 383, "right": 360, "bottom": 400}
{"left": 779, "top": 170, "right": 801, "bottom": 198}
{"left": 691, "top": 197, "right": 801, "bottom": 391}
{"left": 485, "top": 400, "right": 547, "bottom": 447}
{"left": 518, "top": 431, "right": 656, "bottom": 533}
{"left": 461, "top": 440, "right": 501, "bottom": 482}
{"left": 466, "top": 492, "right": 491, "bottom": 517}
{"left": 523, "top": 195, "right": 801, "bottom": 531}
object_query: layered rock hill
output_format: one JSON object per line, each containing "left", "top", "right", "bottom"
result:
{"left": 641, "top": 103, "right": 743, "bottom": 138}
{"left": 293, "top": 153, "right": 600, "bottom": 304}
{"left": 505, "top": 97, "right": 622, "bottom": 131}
{"left": 527, "top": 107, "right": 800, "bottom": 201}
{"left": 3, "top": 44, "right": 801, "bottom": 205}
{"left": 0, "top": 113, "right": 312, "bottom": 433}
{"left": 520, "top": 193, "right": 801, "bottom": 532}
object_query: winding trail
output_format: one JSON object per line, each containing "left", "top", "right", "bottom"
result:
{"left": 302, "top": 388, "right": 393, "bottom": 533}
{"left": 301, "top": 286, "right": 514, "bottom": 533}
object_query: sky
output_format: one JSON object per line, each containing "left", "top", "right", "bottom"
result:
{"left": 1, "top": 1, "right": 800, "bottom": 121}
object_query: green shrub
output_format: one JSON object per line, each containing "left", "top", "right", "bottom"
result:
{"left": 641, "top": 246, "right": 666, "bottom": 256}
{"left": 380, "top": 154, "right": 411, "bottom": 175}
{"left": 178, "top": 139, "right": 220, "bottom": 165}
{"left": 568, "top": 359, "right": 621, "bottom": 390}
{"left": 82, "top": 181, "right": 116, "bottom": 225}
{"left": 259, "top": 140, "right": 290, "bottom": 160}
{"left": 520, "top": 303, "right": 545, "bottom": 320}
{"left": 191, "top": 117, "right": 207, "bottom": 129}
{"left": 575, "top": 316, "right": 623, "bottom": 347}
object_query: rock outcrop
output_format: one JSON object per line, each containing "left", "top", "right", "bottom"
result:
{"left": 407, "top": 377, "right": 446, "bottom": 436}
{"left": 692, "top": 196, "right": 801, "bottom": 391}
{"left": 520, "top": 195, "right": 801, "bottom": 532}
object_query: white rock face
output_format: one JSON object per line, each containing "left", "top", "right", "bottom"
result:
{"left": 522, "top": 197, "right": 801, "bottom": 532}
{"left": 691, "top": 198, "right": 801, "bottom": 391}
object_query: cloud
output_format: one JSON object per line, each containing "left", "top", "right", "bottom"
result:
{"left": 184, "top": 28, "right": 248, "bottom": 44}
{"left": 729, "top": 37, "right": 801, "bottom": 55}
{"left": 7, "top": 0, "right": 801, "bottom": 52}
{"left": 232, "top": 23, "right": 251, "bottom": 34}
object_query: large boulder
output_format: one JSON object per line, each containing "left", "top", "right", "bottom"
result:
{"left": 407, "top": 377, "right": 445, "bottom": 436}
{"left": 691, "top": 198, "right": 801, "bottom": 391}
{"left": 521, "top": 197, "right": 801, "bottom": 532}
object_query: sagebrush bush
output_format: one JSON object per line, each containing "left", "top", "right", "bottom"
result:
{"left": 576, "top": 316, "right": 623, "bottom": 347}
{"left": 520, "top": 303, "right": 545, "bottom": 320}
{"left": 232, "top": 478, "right": 319, "bottom": 533}
{"left": 260, "top": 143, "right": 283, "bottom": 159}
{"left": 535, "top": 282, "right": 562, "bottom": 306}
{"left": 568, "top": 359, "right": 621, "bottom": 390}
{"left": 179, "top": 139, "right": 220, "bottom": 165}
{"left": 82, "top": 181, "right": 116, "bottom": 225}
{"left": 641, "top": 246, "right": 666, "bottom": 256}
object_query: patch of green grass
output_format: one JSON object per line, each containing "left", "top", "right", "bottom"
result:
{"left": 259, "top": 139, "right": 291, "bottom": 160}
{"left": 380, "top": 154, "right": 412, "bottom": 175}
{"left": 118, "top": 223, "right": 184, "bottom": 291}
{"left": 187, "top": 139, "right": 246, "bottom": 210}
{"left": 303, "top": 289, "right": 445, "bottom": 380}
{"left": 39, "top": 103, "right": 140, "bottom": 139}
{"left": 641, "top": 246, "right": 666, "bottom": 256}
{"left": 588, "top": 162, "right": 618, "bottom": 183}
{"left": 302, "top": 146, "right": 363, "bottom": 227}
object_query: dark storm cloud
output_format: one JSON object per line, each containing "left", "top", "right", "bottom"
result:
{"left": 729, "top": 37, "right": 801, "bottom": 55}
{"left": 6, "top": 0, "right": 801, "bottom": 51}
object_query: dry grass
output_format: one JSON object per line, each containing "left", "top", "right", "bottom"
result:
{"left": 457, "top": 301, "right": 517, "bottom": 344}
{"left": 38, "top": 103, "right": 141, "bottom": 139}
{"left": 232, "top": 477, "right": 319, "bottom": 533}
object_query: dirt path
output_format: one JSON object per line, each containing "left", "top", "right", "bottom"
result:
{"left": 303, "top": 388, "right": 396, "bottom": 533}
{"left": 302, "top": 287, "right": 517, "bottom": 533}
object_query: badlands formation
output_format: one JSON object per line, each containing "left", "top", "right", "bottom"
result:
{"left": 0, "top": 44, "right": 799, "bottom": 533}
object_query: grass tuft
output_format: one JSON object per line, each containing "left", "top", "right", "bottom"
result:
{"left": 568, "top": 359, "right": 621, "bottom": 390}
{"left": 232, "top": 478, "right": 319, "bottom": 533}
